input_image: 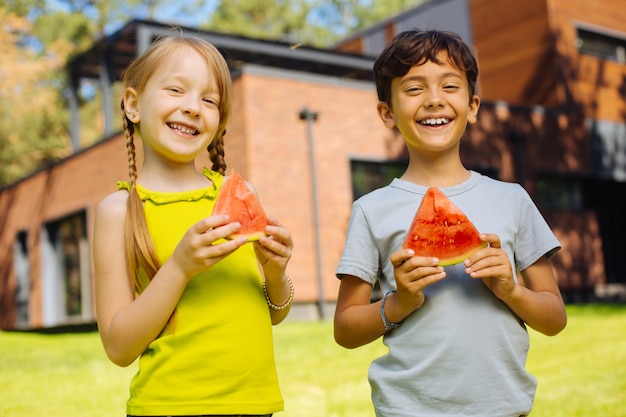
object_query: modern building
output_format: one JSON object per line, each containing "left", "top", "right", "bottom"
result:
{"left": 1, "top": 0, "right": 625, "bottom": 330}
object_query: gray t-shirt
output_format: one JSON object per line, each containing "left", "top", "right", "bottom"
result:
{"left": 336, "top": 171, "right": 560, "bottom": 417}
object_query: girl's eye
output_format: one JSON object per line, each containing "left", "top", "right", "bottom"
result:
{"left": 168, "top": 87, "right": 183, "bottom": 94}
{"left": 203, "top": 97, "right": 219, "bottom": 106}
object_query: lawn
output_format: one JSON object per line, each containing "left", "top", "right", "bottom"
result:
{"left": 0, "top": 304, "right": 624, "bottom": 416}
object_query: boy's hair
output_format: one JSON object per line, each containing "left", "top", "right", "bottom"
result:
{"left": 120, "top": 33, "right": 233, "bottom": 291}
{"left": 373, "top": 29, "right": 479, "bottom": 105}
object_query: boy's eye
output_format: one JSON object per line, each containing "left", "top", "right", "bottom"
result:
{"left": 443, "top": 84, "right": 460, "bottom": 91}
{"left": 406, "top": 86, "right": 424, "bottom": 93}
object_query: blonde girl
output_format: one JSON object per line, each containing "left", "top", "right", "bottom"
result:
{"left": 93, "top": 32, "right": 294, "bottom": 416}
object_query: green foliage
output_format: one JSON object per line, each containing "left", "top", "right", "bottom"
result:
{"left": 206, "top": 0, "right": 428, "bottom": 47}
{"left": 0, "top": 304, "right": 624, "bottom": 416}
{"left": 0, "top": 0, "right": 429, "bottom": 186}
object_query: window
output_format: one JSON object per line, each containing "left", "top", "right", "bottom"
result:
{"left": 576, "top": 28, "right": 626, "bottom": 63}
{"left": 13, "top": 231, "right": 30, "bottom": 327}
{"left": 41, "top": 211, "right": 92, "bottom": 326}
{"left": 350, "top": 159, "right": 408, "bottom": 200}
{"left": 536, "top": 176, "right": 583, "bottom": 210}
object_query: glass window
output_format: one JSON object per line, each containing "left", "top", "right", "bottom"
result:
{"left": 13, "top": 231, "right": 30, "bottom": 327}
{"left": 536, "top": 177, "right": 583, "bottom": 210}
{"left": 576, "top": 28, "right": 626, "bottom": 63}
{"left": 350, "top": 159, "right": 408, "bottom": 201}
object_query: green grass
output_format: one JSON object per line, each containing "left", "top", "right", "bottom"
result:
{"left": 0, "top": 304, "right": 624, "bottom": 416}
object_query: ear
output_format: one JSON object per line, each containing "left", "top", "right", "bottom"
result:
{"left": 123, "top": 87, "right": 140, "bottom": 123}
{"left": 377, "top": 101, "right": 396, "bottom": 129}
{"left": 467, "top": 95, "right": 481, "bottom": 124}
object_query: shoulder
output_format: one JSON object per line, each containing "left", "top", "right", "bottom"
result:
{"left": 354, "top": 182, "right": 404, "bottom": 208}
{"left": 475, "top": 174, "right": 529, "bottom": 200}
{"left": 95, "top": 190, "right": 129, "bottom": 223}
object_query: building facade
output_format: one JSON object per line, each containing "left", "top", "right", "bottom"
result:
{"left": 1, "top": 0, "right": 625, "bottom": 330}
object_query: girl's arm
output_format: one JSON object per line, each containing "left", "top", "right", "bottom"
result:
{"left": 254, "top": 217, "right": 294, "bottom": 325}
{"left": 93, "top": 191, "right": 246, "bottom": 367}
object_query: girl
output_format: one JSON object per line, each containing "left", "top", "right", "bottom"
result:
{"left": 93, "top": 33, "right": 294, "bottom": 416}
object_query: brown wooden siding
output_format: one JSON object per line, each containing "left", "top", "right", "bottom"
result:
{"left": 470, "top": 0, "right": 560, "bottom": 106}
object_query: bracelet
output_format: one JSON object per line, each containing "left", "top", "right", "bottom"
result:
{"left": 263, "top": 275, "right": 295, "bottom": 311}
{"left": 380, "top": 290, "right": 401, "bottom": 331}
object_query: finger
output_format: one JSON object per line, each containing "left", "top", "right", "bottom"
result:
{"left": 263, "top": 226, "right": 291, "bottom": 246}
{"left": 208, "top": 235, "right": 248, "bottom": 255}
{"left": 201, "top": 221, "right": 241, "bottom": 244}
{"left": 267, "top": 216, "right": 283, "bottom": 227}
{"left": 256, "top": 236, "right": 292, "bottom": 259}
{"left": 194, "top": 214, "right": 231, "bottom": 234}
{"left": 480, "top": 233, "right": 500, "bottom": 248}
{"left": 390, "top": 249, "right": 416, "bottom": 267}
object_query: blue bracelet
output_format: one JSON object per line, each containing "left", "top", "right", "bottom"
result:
{"left": 380, "top": 290, "right": 401, "bottom": 331}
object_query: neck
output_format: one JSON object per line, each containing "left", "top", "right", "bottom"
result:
{"left": 401, "top": 152, "right": 470, "bottom": 188}
{"left": 138, "top": 160, "right": 209, "bottom": 192}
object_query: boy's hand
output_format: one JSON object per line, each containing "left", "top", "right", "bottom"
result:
{"left": 464, "top": 233, "right": 516, "bottom": 300}
{"left": 389, "top": 249, "right": 446, "bottom": 317}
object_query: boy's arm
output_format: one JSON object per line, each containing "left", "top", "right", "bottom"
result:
{"left": 465, "top": 233, "right": 567, "bottom": 336}
{"left": 504, "top": 256, "right": 567, "bottom": 336}
{"left": 334, "top": 275, "right": 385, "bottom": 348}
{"left": 334, "top": 251, "right": 447, "bottom": 348}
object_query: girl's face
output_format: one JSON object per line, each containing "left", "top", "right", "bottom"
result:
{"left": 377, "top": 51, "right": 480, "bottom": 158}
{"left": 124, "top": 46, "right": 222, "bottom": 165}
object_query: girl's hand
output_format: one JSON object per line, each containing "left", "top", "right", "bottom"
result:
{"left": 464, "top": 233, "right": 515, "bottom": 299}
{"left": 387, "top": 249, "right": 446, "bottom": 320}
{"left": 170, "top": 214, "right": 248, "bottom": 280}
{"left": 254, "top": 217, "right": 293, "bottom": 281}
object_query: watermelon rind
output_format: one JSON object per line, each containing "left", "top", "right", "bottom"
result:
{"left": 436, "top": 242, "right": 488, "bottom": 266}
{"left": 226, "top": 231, "right": 266, "bottom": 242}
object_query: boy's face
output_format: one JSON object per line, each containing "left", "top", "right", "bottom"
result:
{"left": 377, "top": 51, "right": 480, "bottom": 156}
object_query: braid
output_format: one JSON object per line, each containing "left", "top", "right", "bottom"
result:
{"left": 208, "top": 130, "right": 227, "bottom": 175}
{"left": 121, "top": 101, "right": 161, "bottom": 292}
{"left": 122, "top": 103, "right": 138, "bottom": 188}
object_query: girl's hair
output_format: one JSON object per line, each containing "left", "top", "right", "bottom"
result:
{"left": 120, "top": 33, "right": 232, "bottom": 292}
{"left": 373, "top": 29, "right": 479, "bottom": 106}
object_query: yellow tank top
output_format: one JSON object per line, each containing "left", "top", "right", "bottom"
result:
{"left": 118, "top": 168, "right": 283, "bottom": 415}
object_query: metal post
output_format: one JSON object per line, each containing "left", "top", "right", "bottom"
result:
{"left": 299, "top": 107, "right": 325, "bottom": 320}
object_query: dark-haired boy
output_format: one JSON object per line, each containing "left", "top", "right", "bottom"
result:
{"left": 334, "top": 30, "right": 566, "bottom": 417}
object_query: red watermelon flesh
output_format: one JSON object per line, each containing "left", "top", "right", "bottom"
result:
{"left": 212, "top": 170, "right": 270, "bottom": 241}
{"left": 402, "top": 187, "right": 487, "bottom": 266}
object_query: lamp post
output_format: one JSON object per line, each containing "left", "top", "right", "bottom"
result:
{"left": 299, "top": 106, "right": 325, "bottom": 320}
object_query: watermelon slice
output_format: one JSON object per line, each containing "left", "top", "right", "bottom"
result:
{"left": 212, "top": 170, "right": 270, "bottom": 241}
{"left": 402, "top": 187, "right": 487, "bottom": 266}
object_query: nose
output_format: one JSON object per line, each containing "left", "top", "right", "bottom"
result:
{"left": 424, "top": 89, "right": 444, "bottom": 108}
{"left": 182, "top": 96, "right": 201, "bottom": 117}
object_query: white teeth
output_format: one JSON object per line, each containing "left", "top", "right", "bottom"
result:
{"left": 421, "top": 118, "right": 449, "bottom": 126}
{"left": 169, "top": 123, "right": 198, "bottom": 135}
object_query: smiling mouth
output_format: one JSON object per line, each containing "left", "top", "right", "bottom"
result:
{"left": 168, "top": 122, "right": 199, "bottom": 135}
{"left": 419, "top": 117, "right": 450, "bottom": 126}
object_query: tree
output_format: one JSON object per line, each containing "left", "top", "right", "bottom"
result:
{"left": 0, "top": 8, "right": 71, "bottom": 185}
{"left": 0, "top": 0, "right": 429, "bottom": 186}
{"left": 207, "top": 0, "right": 427, "bottom": 47}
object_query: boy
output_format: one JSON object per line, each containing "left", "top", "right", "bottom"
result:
{"left": 334, "top": 30, "right": 567, "bottom": 417}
